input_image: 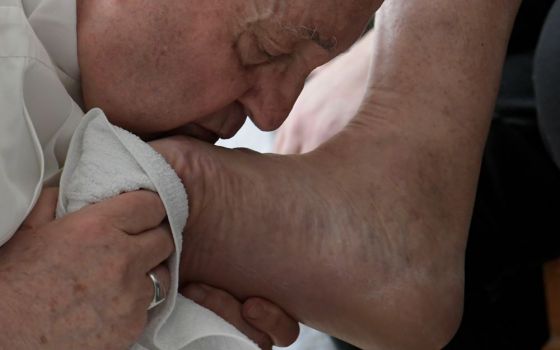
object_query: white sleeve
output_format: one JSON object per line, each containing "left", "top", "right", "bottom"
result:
{"left": 0, "top": 5, "right": 45, "bottom": 246}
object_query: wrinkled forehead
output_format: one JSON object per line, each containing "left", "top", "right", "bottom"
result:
{"left": 239, "top": 0, "right": 375, "bottom": 53}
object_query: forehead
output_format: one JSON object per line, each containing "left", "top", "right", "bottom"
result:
{"left": 238, "top": 0, "right": 371, "bottom": 52}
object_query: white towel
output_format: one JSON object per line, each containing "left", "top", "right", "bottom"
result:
{"left": 56, "top": 109, "right": 259, "bottom": 350}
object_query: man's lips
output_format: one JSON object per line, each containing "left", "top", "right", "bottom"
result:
{"left": 165, "top": 106, "right": 248, "bottom": 144}
{"left": 175, "top": 123, "right": 221, "bottom": 144}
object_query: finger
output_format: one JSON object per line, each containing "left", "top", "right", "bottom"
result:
{"left": 88, "top": 190, "right": 166, "bottom": 234}
{"left": 243, "top": 298, "right": 300, "bottom": 347}
{"left": 133, "top": 223, "right": 175, "bottom": 271}
{"left": 182, "top": 284, "right": 273, "bottom": 350}
{"left": 21, "top": 187, "right": 59, "bottom": 229}
{"left": 143, "top": 264, "right": 171, "bottom": 309}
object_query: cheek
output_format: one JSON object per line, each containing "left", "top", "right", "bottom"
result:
{"left": 172, "top": 42, "right": 252, "bottom": 118}
{"left": 131, "top": 46, "right": 251, "bottom": 133}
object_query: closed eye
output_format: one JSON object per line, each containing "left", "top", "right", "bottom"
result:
{"left": 235, "top": 31, "right": 276, "bottom": 66}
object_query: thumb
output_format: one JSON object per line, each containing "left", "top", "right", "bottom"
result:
{"left": 21, "top": 187, "right": 59, "bottom": 229}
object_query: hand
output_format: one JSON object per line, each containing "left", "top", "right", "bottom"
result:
{"left": 0, "top": 188, "right": 173, "bottom": 350}
{"left": 274, "top": 29, "right": 374, "bottom": 154}
{"left": 182, "top": 284, "right": 299, "bottom": 349}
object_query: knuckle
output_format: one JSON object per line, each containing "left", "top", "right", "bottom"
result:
{"left": 132, "top": 192, "right": 165, "bottom": 224}
{"left": 142, "top": 190, "right": 164, "bottom": 209}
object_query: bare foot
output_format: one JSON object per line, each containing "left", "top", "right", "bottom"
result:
{"left": 151, "top": 134, "right": 466, "bottom": 350}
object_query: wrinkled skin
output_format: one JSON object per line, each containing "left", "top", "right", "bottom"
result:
{"left": 78, "top": 0, "right": 378, "bottom": 137}
{"left": 75, "top": 0, "right": 378, "bottom": 347}
{"left": 75, "top": 0, "right": 523, "bottom": 349}
{"left": 0, "top": 189, "right": 173, "bottom": 349}
{"left": 2, "top": 1, "right": 382, "bottom": 348}
{"left": 150, "top": 1, "right": 520, "bottom": 348}
{"left": 0, "top": 188, "right": 297, "bottom": 350}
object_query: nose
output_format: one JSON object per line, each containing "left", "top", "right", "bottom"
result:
{"left": 238, "top": 66, "right": 306, "bottom": 132}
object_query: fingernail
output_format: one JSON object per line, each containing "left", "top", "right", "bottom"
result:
{"left": 246, "top": 302, "right": 266, "bottom": 320}
{"left": 184, "top": 285, "right": 207, "bottom": 303}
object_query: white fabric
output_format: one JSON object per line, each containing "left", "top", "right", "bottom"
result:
{"left": 57, "top": 110, "right": 258, "bottom": 350}
{"left": 0, "top": 0, "right": 82, "bottom": 246}
{"left": 0, "top": 1, "right": 258, "bottom": 348}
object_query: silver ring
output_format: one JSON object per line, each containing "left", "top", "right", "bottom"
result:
{"left": 147, "top": 271, "right": 166, "bottom": 310}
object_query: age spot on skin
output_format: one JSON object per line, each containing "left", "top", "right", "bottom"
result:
{"left": 39, "top": 335, "right": 48, "bottom": 344}
{"left": 73, "top": 283, "right": 87, "bottom": 293}
{"left": 49, "top": 297, "right": 59, "bottom": 313}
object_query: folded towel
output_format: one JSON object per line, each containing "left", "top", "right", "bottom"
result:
{"left": 56, "top": 109, "right": 259, "bottom": 350}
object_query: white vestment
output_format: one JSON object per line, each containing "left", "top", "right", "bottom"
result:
{"left": 0, "top": 0, "right": 82, "bottom": 245}
{"left": 0, "top": 1, "right": 258, "bottom": 348}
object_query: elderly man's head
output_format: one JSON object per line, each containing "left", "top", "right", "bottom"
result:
{"left": 77, "top": 0, "right": 378, "bottom": 140}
